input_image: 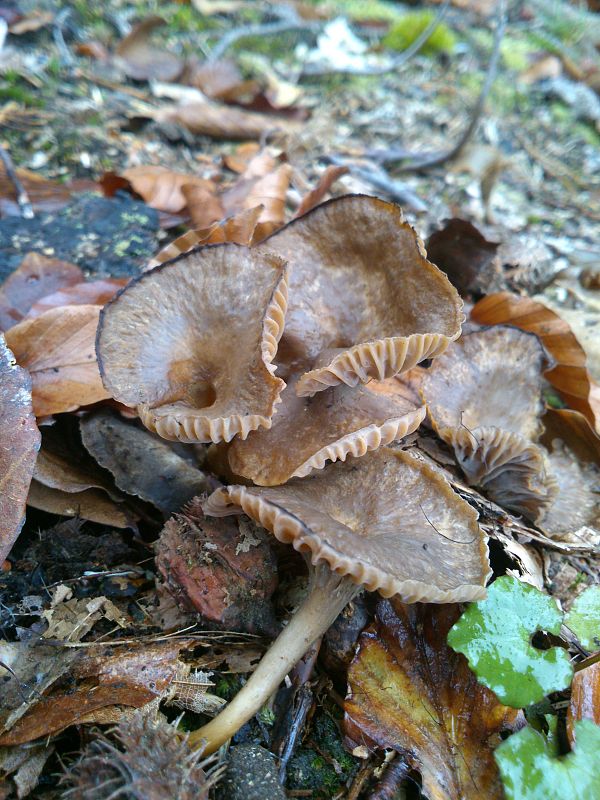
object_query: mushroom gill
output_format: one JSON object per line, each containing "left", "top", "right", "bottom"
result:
{"left": 255, "top": 195, "right": 463, "bottom": 394}
{"left": 420, "top": 326, "right": 556, "bottom": 521}
{"left": 187, "top": 448, "right": 490, "bottom": 754}
{"left": 96, "top": 244, "right": 288, "bottom": 443}
{"left": 227, "top": 376, "right": 426, "bottom": 486}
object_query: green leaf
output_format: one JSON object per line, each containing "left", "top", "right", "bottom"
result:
{"left": 495, "top": 720, "right": 600, "bottom": 800}
{"left": 447, "top": 576, "right": 573, "bottom": 707}
{"left": 565, "top": 586, "right": 600, "bottom": 652}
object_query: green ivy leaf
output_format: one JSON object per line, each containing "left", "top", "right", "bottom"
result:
{"left": 447, "top": 576, "right": 573, "bottom": 707}
{"left": 495, "top": 720, "right": 600, "bottom": 800}
{"left": 564, "top": 586, "right": 600, "bottom": 652}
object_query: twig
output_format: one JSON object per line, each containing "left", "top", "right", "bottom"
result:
{"left": 398, "top": 0, "right": 507, "bottom": 173}
{"left": 0, "top": 144, "right": 34, "bottom": 218}
{"left": 208, "top": 17, "right": 320, "bottom": 63}
{"left": 301, "top": 0, "right": 452, "bottom": 78}
{"left": 326, "top": 155, "right": 426, "bottom": 212}
{"left": 53, "top": 8, "right": 75, "bottom": 67}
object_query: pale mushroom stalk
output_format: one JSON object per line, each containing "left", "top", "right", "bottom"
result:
{"left": 188, "top": 563, "right": 358, "bottom": 754}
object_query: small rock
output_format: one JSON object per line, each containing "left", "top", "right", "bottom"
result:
{"left": 218, "top": 744, "right": 285, "bottom": 800}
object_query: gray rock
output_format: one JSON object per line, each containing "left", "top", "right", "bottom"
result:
{"left": 218, "top": 744, "right": 286, "bottom": 800}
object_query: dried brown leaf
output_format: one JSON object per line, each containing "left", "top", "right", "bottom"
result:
{"left": 471, "top": 292, "right": 600, "bottom": 436}
{"left": 0, "top": 336, "right": 40, "bottom": 563}
{"left": 27, "top": 480, "right": 133, "bottom": 528}
{"left": 26, "top": 278, "right": 127, "bottom": 318}
{"left": 115, "top": 16, "right": 183, "bottom": 82}
{"left": 223, "top": 142, "right": 261, "bottom": 173}
{"left": 4, "top": 305, "right": 110, "bottom": 416}
{"left": 0, "top": 163, "right": 94, "bottom": 216}
{"left": 154, "top": 99, "right": 296, "bottom": 140}
{"left": 118, "top": 165, "right": 217, "bottom": 215}
{"left": 0, "top": 253, "right": 83, "bottom": 332}
{"left": 181, "top": 182, "right": 225, "bottom": 229}
{"left": 344, "top": 600, "right": 520, "bottom": 800}
{"left": 295, "top": 165, "right": 348, "bottom": 217}
{"left": 567, "top": 660, "right": 600, "bottom": 745}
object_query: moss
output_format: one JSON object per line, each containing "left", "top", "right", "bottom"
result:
{"left": 214, "top": 674, "right": 242, "bottom": 701}
{"left": 543, "top": 388, "right": 567, "bottom": 409}
{"left": 0, "top": 83, "right": 43, "bottom": 107}
{"left": 383, "top": 11, "right": 457, "bottom": 56}
{"left": 327, "top": 0, "right": 402, "bottom": 23}
{"left": 500, "top": 36, "right": 537, "bottom": 72}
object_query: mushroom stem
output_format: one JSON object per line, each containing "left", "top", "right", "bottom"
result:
{"left": 188, "top": 564, "right": 360, "bottom": 754}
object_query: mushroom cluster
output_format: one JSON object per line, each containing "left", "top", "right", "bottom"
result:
{"left": 97, "top": 195, "right": 492, "bottom": 753}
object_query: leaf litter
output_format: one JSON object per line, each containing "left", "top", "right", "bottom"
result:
{"left": 1, "top": 0, "right": 600, "bottom": 797}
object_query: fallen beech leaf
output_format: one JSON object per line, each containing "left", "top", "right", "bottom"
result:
{"left": 296, "top": 165, "right": 348, "bottom": 217}
{"left": 26, "top": 278, "right": 127, "bottom": 318}
{"left": 564, "top": 587, "right": 600, "bottom": 652}
{"left": 79, "top": 409, "right": 211, "bottom": 514}
{"left": 75, "top": 40, "right": 110, "bottom": 60}
{"left": 0, "top": 253, "right": 83, "bottom": 331}
{"left": 223, "top": 142, "right": 261, "bottom": 173}
{"left": 146, "top": 206, "right": 265, "bottom": 269}
{"left": 345, "top": 600, "right": 519, "bottom": 800}
{"left": 471, "top": 292, "right": 600, "bottom": 436}
{"left": 184, "top": 57, "right": 258, "bottom": 101}
{"left": 115, "top": 16, "right": 183, "bottom": 82}
{"left": 4, "top": 305, "right": 110, "bottom": 416}
{"left": 495, "top": 720, "right": 600, "bottom": 800}
{"left": 157, "top": 498, "right": 278, "bottom": 635}
{"left": 0, "top": 336, "right": 40, "bottom": 563}
{"left": 154, "top": 100, "right": 296, "bottom": 140}
{"left": 117, "top": 165, "right": 217, "bottom": 215}
{"left": 181, "top": 182, "right": 225, "bottom": 229}
{"left": 27, "top": 480, "right": 133, "bottom": 528}
{"left": 236, "top": 163, "right": 291, "bottom": 227}
{"left": 567, "top": 660, "right": 600, "bottom": 744}
{"left": 0, "top": 162, "right": 95, "bottom": 216}
{"left": 0, "top": 684, "right": 154, "bottom": 746}
{"left": 447, "top": 576, "right": 573, "bottom": 707}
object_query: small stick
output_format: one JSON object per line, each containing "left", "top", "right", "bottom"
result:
{"left": 209, "top": 17, "right": 320, "bottom": 63}
{"left": 0, "top": 144, "right": 34, "bottom": 218}
{"left": 398, "top": 0, "right": 507, "bottom": 173}
{"left": 326, "top": 156, "right": 426, "bottom": 212}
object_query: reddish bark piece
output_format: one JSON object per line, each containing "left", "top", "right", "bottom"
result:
{"left": 345, "top": 600, "right": 520, "bottom": 800}
{"left": 0, "top": 336, "right": 40, "bottom": 562}
{"left": 567, "top": 660, "right": 600, "bottom": 745}
{"left": 157, "top": 498, "right": 278, "bottom": 635}
{"left": 0, "top": 685, "right": 155, "bottom": 746}
{"left": 27, "top": 278, "right": 127, "bottom": 318}
{"left": 0, "top": 252, "right": 83, "bottom": 331}
{"left": 5, "top": 305, "right": 110, "bottom": 416}
{"left": 472, "top": 292, "right": 600, "bottom": 437}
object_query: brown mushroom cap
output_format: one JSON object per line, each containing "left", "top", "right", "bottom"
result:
{"left": 539, "top": 441, "right": 599, "bottom": 542}
{"left": 205, "top": 448, "right": 490, "bottom": 603}
{"left": 421, "top": 326, "right": 547, "bottom": 441}
{"left": 96, "top": 244, "right": 288, "bottom": 443}
{"left": 227, "top": 376, "right": 426, "bottom": 485}
{"left": 255, "top": 195, "right": 463, "bottom": 395}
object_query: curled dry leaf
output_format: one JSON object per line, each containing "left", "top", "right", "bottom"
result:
{"left": 157, "top": 498, "right": 278, "bottom": 635}
{"left": 257, "top": 195, "right": 464, "bottom": 392}
{"left": 80, "top": 409, "right": 211, "bottom": 514}
{"left": 181, "top": 182, "right": 225, "bottom": 229}
{"left": 0, "top": 336, "right": 40, "bottom": 563}
{"left": 26, "top": 278, "right": 127, "bottom": 318}
{"left": 228, "top": 376, "right": 426, "bottom": 485}
{"left": 27, "top": 480, "right": 134, "bottom": 529}
{"left": 97, "top": 245, "right": 288, "bottom": 444}
{"left": 115, "top": 16, "right": 183, "bottom": 82}
{"left": 471, "top": 291, "right": 600, "bottom": 436}
{"left": 117, "top": 165, "right": 218, "bottom": 215}
{"left": 0, "top": 252, "right": 83, "bottom": 331}
{"left": 206, "top": 448, "right": 490, "bottom": 603}
{"left": 5, "top": 305, "right": 110, "bottom": 416}
{"left": 344, "top": 600, "right": 520, "bottom": 800}
{"left": 0, "top": 162, "right": 95, "bottom": 217}
{"left": 295, "top": 165, "right": 348, "bottom": 217}
{"left": 146, "top": 206, "right": 265, "bottom": 269}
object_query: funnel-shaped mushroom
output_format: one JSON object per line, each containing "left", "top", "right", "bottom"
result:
{"left": 187, "top": 448, "right": 490, "bottom": 753}
{"left": 228, "top": 376, "right": 426, "bottom": 485}
{"left": 421, "top": 327, "right": 556, "bottom": 520}
{"left": 256, "top": 195, "right": 463, "bottom": 395}
{"left": 96, "top": 245, "right": 288, "bottom": 443}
